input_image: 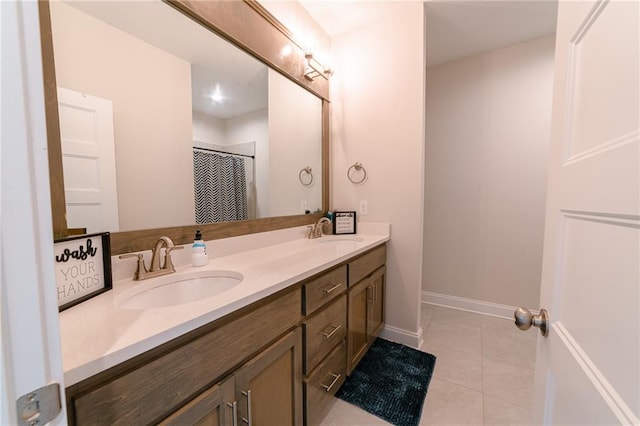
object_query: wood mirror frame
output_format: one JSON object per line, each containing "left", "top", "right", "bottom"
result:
{"left": 39, "top": 0, "right": 330, "bottom": 255}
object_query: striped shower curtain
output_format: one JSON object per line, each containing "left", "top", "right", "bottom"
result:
{"left": 193, "top": 150, "right": 248, "bottom": 223}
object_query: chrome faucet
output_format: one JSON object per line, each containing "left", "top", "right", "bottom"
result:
{"left": 119, "top": 236, "right": 183, "bottom": 280}
{"left": 149, "top": 236, "right": 178, "bottom": 272}
{"left": 307, "top": 217, "right": 332, "bottom": 239}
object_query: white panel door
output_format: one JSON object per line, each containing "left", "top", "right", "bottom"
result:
{"left": 1, "top": 1, "right": 66, "bottom": 424}
{"left": 533, "top": 0, "right": 639, "bottom": 424}
{"left": 58, "top": 87, "right": 119, "bottom": 233}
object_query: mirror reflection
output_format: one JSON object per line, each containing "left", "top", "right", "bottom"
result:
{"left": 49, "top": 0, "right": 322, "bottom": 234}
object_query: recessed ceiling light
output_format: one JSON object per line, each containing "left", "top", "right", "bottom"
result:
{"left": 210, "top": 85, "right": 224, "bottom": 103}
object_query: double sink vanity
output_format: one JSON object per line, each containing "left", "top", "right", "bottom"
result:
{"left": 41, "top": 0, "right": 386, "bottom": 423}
{"left": 60, "top": 223, "right": 389, "bottom": 425}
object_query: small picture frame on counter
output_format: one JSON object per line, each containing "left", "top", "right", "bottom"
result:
{"left": 333, "top": 211, "right": 357, "bottom": 235}
{"left": 54, "top": 232, "right": 112, "bottom": 312}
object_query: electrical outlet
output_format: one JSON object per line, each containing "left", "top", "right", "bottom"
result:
{"left": 301, "top": 200, "right": 308, "bottom": 212}
{"left": 359, "top": 200, "right": 368, "bottom": 215}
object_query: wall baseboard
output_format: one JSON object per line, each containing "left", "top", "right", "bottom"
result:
{"left": 421, "top": 291, "right": 539, "bottom": 319}
{"left": 376, "top": 291, "right": 537, "bottom": 350}
{"left": 379, "top": 324, "right": 424, "bottom": 349}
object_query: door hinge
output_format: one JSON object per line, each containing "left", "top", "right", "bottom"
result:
{"left": 16, "top": 383, "right": 62, "bottom": 426}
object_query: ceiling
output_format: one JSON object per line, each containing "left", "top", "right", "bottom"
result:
{"left": 63, "top": 0, "right": 558, "bottom": 116}
{"left": 299, "top": 0, "right": 558, "bottom": 67}
{"left": 64, "top": 1, "right": 268, "bottom": 119}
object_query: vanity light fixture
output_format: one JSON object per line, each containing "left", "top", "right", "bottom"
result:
{"left": 304, "top": 52, "right": 333, "bottom": 81}
{"left": 281, "top": 45, "right": 293, "bottom": 58}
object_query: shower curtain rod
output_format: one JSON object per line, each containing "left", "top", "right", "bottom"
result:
{"left": 193, "top": 146, "right": 255, "bottom": 159}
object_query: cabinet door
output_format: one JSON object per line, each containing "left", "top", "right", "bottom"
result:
{"left": 367, "top": 266, "right": 385, "bottom": 343}
{"left": 235, "top": 328, "right": 303, "bottom": 426}
{"left": 347, "top": 278, "right": 369, "bottom": 375}
{"left": 159, "top": 376, "right": 235, "bottom": 426}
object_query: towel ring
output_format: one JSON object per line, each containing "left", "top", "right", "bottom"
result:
{"left": 347, "top": 162, "right": 367, "bottom": 184}
{"left": 299, "top": 166, "right": 314, "bottom": 186}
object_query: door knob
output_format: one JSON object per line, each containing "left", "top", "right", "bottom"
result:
{"left": 514, "top": 307, "right": 549, "bottom": 337}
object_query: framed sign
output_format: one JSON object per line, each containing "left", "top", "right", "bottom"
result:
{"left": 54, "top": 232, "right": 112, "bottom": 312}
{"left": 333, "top": 211, "right": 357, "bottom": 235}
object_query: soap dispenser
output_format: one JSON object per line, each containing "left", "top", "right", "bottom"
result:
{"left": 192, "top": 230, "right": 208, "bottom": 267}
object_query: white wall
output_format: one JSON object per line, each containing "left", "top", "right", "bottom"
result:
{"left": 192, "top": 110, "right": 225, "bottom": 143}
{"left": 423, "top": 36, "right": 555, "bottom": 310}
{"left": 268, "top": 70, "right": 323, "bottom": 216}
{"left": 50, "top": 2, "right": 194, "bottom": 231}
{"left": 331, "top": 2, "right": 426, "bottom": 346}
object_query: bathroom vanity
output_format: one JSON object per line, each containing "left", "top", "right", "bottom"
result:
{"left": 60, "top": 225, "right": 389, "bottom": 425}
{"left": 42, "top": 0, "right": 388, "bottom": 423}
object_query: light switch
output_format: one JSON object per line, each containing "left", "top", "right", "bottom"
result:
{"left": 359, "top": 200, "right": 368, "bottom": 215}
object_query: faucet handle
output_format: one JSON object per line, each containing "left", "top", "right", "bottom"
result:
{"left": 119, "top": 253, "right": 147, "bottom": 280}
{"left": 163, "top": 246, "right": 184, "bottom": 272}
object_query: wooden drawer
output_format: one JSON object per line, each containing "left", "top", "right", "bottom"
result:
{"left": 304, "top": 341, "right": 347, "bottom": 426}
{"left": 303, "top": 295, "right": 346, "bottom": 374}
{"left": 302, "top": 265, "right": 347, "bottom": 315}
{"left": 348, "top": 244, "right": 386, "bottom": 286}
{"left": 70, "top": 287, "right": 301, "bottom": 425}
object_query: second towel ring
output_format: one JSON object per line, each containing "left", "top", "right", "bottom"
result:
{"left": 299, "top": 166, "right": 314, "bottom": 186}
{"left": 347, "top": 162, "right": 367, "bottom": 184}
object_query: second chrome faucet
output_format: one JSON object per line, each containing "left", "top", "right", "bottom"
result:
{"left": 307, "top": 217, "right": 332, "bottom": 239}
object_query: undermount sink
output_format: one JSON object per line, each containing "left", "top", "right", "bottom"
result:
{"left": 312, "top": 235, "right": 364, "bottom": 252}
{"left": 115, "top": 270, "right": 243, "bottom": 310}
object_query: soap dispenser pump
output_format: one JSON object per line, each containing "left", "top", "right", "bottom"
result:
{"left": 192, "top": 230, "right": 208, "bottom": 267}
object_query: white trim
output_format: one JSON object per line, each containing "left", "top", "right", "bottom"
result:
{"left": 554, "top": 322, "right": 639, "bottom": 425}
{"left": 422, "top": 291, "right": 539, "bottom": 319}
{"left": 379, "top": 324, "right": 424, "bottom": 349}
{"left": 1, "top": 1, "right": 66, "bottom": 423}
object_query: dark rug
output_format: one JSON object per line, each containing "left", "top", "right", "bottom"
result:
{"left": 336, "top": 338, "right": 436, "bottom": 426}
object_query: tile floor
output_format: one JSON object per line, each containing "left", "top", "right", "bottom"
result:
{"left": 320, "top": 304, "right": 537, "bottom": 425}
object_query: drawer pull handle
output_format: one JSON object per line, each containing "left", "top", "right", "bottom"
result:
{"left": 241, "top": 390, "right": 252, "bottom": 425}
{"left": 321, "top": 324, "right": 342, "bottom": 339}
{"left": 321, "top": 373, "right": 342, "bottom": 392}
{"left": 226, "top": 401, "right": 238, "bottom": 426}
{"left": 323, "top": 283, "right": 343, "bottom": 294}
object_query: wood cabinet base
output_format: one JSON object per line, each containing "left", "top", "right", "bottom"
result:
{"left": 347, "top": 265, "right": 386, "bottom": 375}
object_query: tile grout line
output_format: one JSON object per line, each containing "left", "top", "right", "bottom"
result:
{"left": 481, "top": 353, "right": 536, "bottom": 372}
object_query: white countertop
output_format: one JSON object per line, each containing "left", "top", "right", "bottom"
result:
{"left": 59, "top": 223, "right": 390, "bottom": 386}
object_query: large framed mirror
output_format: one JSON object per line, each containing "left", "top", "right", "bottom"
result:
{"left": 40, "top": 0, "right": 330, "bottom": 254}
